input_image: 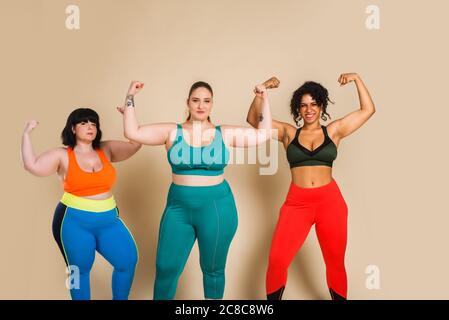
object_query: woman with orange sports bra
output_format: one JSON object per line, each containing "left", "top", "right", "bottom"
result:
{"left": 21, "top": 108, "right": 141, "bottom": 300}
{"left": 120, "top": 79, "right": 273, "bottom": 299}
{"left": 247, "top": 73, "right": 376, "bottom": 300}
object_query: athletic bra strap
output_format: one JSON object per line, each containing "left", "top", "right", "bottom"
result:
{"left": 176, "top": 123, "right": 183, "bottom": 139}
{"left": 322, "top": 125, "right": 329, "bottom": 138}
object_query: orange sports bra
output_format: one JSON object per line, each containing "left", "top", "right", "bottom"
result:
{"left": 63, "top": 147, "right": 116, "bottom": 197}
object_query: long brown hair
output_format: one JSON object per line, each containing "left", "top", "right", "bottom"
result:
{"left": 186, "top": 81, "right": 213, "bottom": 121}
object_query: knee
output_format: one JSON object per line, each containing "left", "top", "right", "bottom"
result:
{"left": 268, "top": 250, "right": 289, "bottom": 270}
{"left": 156, "top": 259, "right": 182, "bottom": 279}
{"left": 201, "top": 264, "right": 225, "bottom": 278}
{"left": 324, "top": 256, "right": 346, "bottom": 273}
{"left": 114, "top": 249, "right": 138, "bottom": 272}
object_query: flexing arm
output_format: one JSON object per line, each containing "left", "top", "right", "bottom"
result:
{"left": 328, "top": 73, "right": 376, "bottom": 139}
{"left": 223, "top": 83, "right": 273, "bottom": 148}
{"left": 101, "top": 140, "right": 141, "bottom": 162}
{"left": 122, "top": 81, "right": 175, "bottom": 146}
{"left": 246, "top": 77, "right": 294, "bottom": 142}
{"left": 21, "top": 120, "right": 62, "bottom": 177}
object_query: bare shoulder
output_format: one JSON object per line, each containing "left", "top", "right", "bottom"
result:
{"left": 53, "top": 147, "right": 68, "bottom": 157}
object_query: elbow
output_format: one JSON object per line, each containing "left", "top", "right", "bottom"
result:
{"left": 125, "top": 131, "right": 142, "bottom": 145}
{"left": 23, "top": 164, "right": 43, "bottom": 177}
{"left": 246, "top": 117, "right": 256, "bottom": 128}
{"left": 23, "top": 161, "right": 35, "bottom": 174}
{"left": 124, "top": 129, "right": 134, "bottom": 141}
{"left": 23, "top": 163, "right": 32, "bottom": 173}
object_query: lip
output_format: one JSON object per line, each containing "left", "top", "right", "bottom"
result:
{"left": 196, "top": 111, "right": 205, "bottom": 114}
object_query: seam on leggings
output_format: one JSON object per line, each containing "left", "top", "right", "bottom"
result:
{"left": 59, "top": 206, "right": 72, "bottom": 299}
{"left": 117, "top": 213, "right": 140, "bottom": 265}
{"left": 212, "top": 200, "right": 220, "bottom": 298}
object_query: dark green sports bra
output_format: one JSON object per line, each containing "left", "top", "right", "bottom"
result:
{"left": 286, "top": 125, "right": 337, "bottom": 168}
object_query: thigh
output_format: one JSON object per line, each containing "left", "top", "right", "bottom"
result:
{"left": 60, "top": 209, "right": 96, "bottom": 272}
{"left": 195, "top": 194, "right": 238, "bottom": 270}
{"left": 96, "top": 209, "right": 138, "bottom": 268}
{"left": 315, "top": 195, "right": 348, "bottom": 258}
{"left": 155, "top": 202, "right": 196, "bottom": 269}
{"left": 268, "top": 201, "right": 315, "bottom": 264}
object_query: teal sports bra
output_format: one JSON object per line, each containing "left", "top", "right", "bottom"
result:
{"left": 286, "top": 125, "right": 337, "bottom": 168}
{"left": 167, "top": 124, "right": 230, "bottom": 176}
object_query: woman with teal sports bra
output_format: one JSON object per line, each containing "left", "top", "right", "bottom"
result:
{"left": 119, "top": 79, "right": 273, "bottom": 299}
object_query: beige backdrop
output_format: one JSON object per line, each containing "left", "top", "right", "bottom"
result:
{"left": 1, "top": 0, "right": 449, "bottom": 299}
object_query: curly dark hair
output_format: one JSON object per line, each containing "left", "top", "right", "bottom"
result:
{"left": 290, "top": 81, "right": 334, "bottom": 126}
{"left": 61, "top": 108, "right": 102, "bottom": 149}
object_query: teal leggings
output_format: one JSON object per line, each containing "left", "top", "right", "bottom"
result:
{"left": 154, "top": 180, "right": 238, "bottom": 299}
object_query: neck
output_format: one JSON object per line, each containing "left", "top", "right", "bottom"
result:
{"left": 187, "top": 119, "right": 210, "bottom": 129}
{"left": 302, "top": 122, "right": 321, "bottom": 130}
{"left": 74, "top": 140, "right": 94, "bottom": 152}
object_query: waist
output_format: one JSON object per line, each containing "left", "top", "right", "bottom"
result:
{"left": 60, "top": 192, "right": 116, "bottom": 212}
{"left": 291, "top": 166, "right": 332, "bottom": 187}
{"left": 168, "top": 179, "right": 232, "bottom": 201}
{"left": 285, "top": 179, "right": 342, "bottom": 203}
{"left": 172, "top": 174, "right": 224, "bottom": 186}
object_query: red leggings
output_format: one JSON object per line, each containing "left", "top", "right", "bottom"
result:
{"left": 266, "top": 179, "right": 348, "bottom": 299}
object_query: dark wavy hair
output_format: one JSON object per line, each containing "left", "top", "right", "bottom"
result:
{"left": 187, "top": 81, "right": 212, "bottom": 121}
{"left": 290, "top": 81, "right": 334, "bottom": 126}
{"left": 61, "top": 108, "right": 102, "bottom": 149}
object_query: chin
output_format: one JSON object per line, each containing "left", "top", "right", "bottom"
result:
{"left": 194, "top": 115, "right": 209, "bottom": 121}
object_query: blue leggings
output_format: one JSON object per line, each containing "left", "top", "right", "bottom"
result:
{"left": 154, "top": 180, "right": 238, "bottom": 299}
{"left": 52, "top": 193, "right": 138, "bottom": 300}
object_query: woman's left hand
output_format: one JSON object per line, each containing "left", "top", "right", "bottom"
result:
{"left": 338, "top": 73, "right": 359, "bottom": 86}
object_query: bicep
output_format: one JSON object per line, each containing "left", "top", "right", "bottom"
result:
{"left": 330, "top": 109, "right": 374, "bottom": 139}
{"left": 101, "top": 141, "right": 139, "bottom": 162}
{"left": 222, "top": 125, "right": 271, "bottom": 148}
{"left": 26, "top": 149, "right": 62, "bottom": 177}
{"left": 134, "top": 123, "right": 176, "bottom": 146}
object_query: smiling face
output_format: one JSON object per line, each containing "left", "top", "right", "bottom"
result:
{"left": 72, "top": 120, "right": 98, "bottom": 143}
{"left": 298, "top": 94, "right": 322, "bottom": 124}
{"left": 187, "top": 87, "right": 213, "bottom": 121}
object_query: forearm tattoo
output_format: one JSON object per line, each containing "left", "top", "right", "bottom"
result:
{"left": 126, "top": 95, "right": 135, "bottom": 108}
{"left": 258, "top": 113, "right": 264, "bottom": 122}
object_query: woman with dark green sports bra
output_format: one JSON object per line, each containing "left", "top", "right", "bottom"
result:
{"left": 120, "top": 79, "right": 273, "bottom": 299}
{"left": 247, "top": 74, "right": 375, "bottom": 300}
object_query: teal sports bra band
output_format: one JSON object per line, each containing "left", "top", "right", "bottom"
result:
{"left": 286, "top": 125, "right": 337, "bottom": 168}
{"left": 167, "top": 124, "right": 230, "bottom": 176}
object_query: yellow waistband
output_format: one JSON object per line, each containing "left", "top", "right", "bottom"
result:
{"left": 60, "top": 192, "right": 116, "bottom": 212}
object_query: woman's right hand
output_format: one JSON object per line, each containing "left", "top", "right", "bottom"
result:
{"left": 254, "top": 77, "right": 280, "bottom": 97}
{"left": 127, "top": 81, "right": 145, "bottom": 96}
{"left": 254, "top": 84, "right": 267, "bottom": 96}
{"left": 23, "top": 120, "right": 39, "bottom": 134}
